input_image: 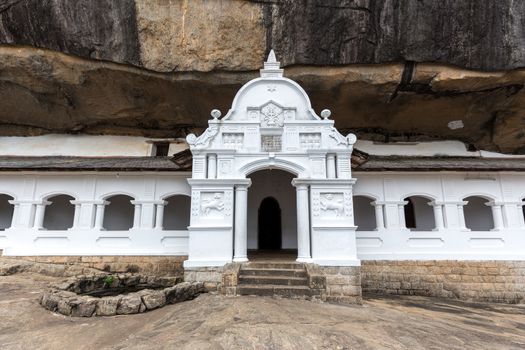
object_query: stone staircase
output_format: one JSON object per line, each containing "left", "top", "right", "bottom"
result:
{"left": 236, "top": 261, "right": 325, "bottom": 299}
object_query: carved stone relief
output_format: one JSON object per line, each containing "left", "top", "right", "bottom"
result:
{"left": 260, "top": 102, "right": 284, "bottom": 127}
{"left": 187, "top": 125, "right": 219, "bottom": 149}
{"left": 200, "top": 192, "right": 224, "bottom": 216}
{"left": 191, "top": 191, "right": 200, "bottom": 217}
{"left": 222, "top": 133, "right": 244, "bottom": 149}
{"left": 300, "top": 133, "right": 321, "bottom": 149}
{"left": 320, "top": 192, "right": 344, "bottom": 217}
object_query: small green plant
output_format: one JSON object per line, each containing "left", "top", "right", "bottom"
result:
{"left": 103, "top": 275, "right": 115, "bottom": 287}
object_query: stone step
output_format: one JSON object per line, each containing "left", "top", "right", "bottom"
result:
{"left": 237, "top": 284, "right": 322, "bottom": 298}
{"left": 243, "top": 262, "right": 305, "bottom": 270}
{"left": 238, "top": 275, "right": 308, "bottom": 286}
{"left": 239, "top": 268, "right": 307, "bottom": 278}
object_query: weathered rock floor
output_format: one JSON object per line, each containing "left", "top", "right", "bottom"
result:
{"left": 1, "top": 272, "right": 525, "bottom": 349}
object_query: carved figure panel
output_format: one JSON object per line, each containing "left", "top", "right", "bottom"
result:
{"left": 186, "top": 125, "right": 219, "bottom": 149}
{"left": 320, "top": 193, "right": 345, "bottom": 217}
{"left": 260, "top": 102, "right": 284, "bottom": 127}
{"left": 200, "top": 192, "right": 225, "bottom": 217}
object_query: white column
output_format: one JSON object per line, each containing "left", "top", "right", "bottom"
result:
{"left": 371, "top": 201, "right": 385, "bottom": 230}
{"left": 458, "top": 201, "right": 468, "bottom": 230}
{"left": 518, "top": 203, "right": 525, "bottom": 227}
{"left": 33, "top": 201, "right": 50, "bottom": 230}
{"left": 430, "top": 201, "right": 445, "bottom": 230}
{"left": 233, "top": 185, "right": 249, "bottom": 262}
{"left": 208, "top": 154, "right": 217, "bottom": 179}
{"left": 132, "top": 202, "right": 142, "bottom": 229}
{"left": 70, "top": 201, "right": 81, "bottom": 229}
{"left": 487, "top": 202, "right": 504, "bottom": 230}
{"left": 94, "top": 202, "right": 108, "bottom": 230}
{"left": 326, "top": 154, "right": 336, "bottom": 179}
{"left": 295, "top": 183, "right": 312, "bottom": 262}
{"left": 155, "top": 201, "right": 167, "bottom": 230}
{"left": 398, "top": 202, "right": 408, "bottom": 229}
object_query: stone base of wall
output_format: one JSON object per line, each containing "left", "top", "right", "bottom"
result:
{"left": 184, "top": 266, "right": 224, "bottom": 291}
{"left": 319, "top": 266, "right": 362, "bottom": 304}
{"left": 362, "top": 260, "right": 525, "bottom": 304}
{"left": 6, "top": 256, "right": 187, "bottom": 277}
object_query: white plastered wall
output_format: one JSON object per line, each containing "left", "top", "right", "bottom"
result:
{"left": 0, "top": 170, "right": 524, "bottom": 260}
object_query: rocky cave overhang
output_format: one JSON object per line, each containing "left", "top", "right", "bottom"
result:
{"left": 1, "top": 46, "right": 525, "bottom": 154}
{"left": 2, "top": 1, "right": 525, "bottom": 154}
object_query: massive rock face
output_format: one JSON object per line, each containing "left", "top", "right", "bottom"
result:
{"left": 0, "top": 0, "right": 525, "bottom": 153}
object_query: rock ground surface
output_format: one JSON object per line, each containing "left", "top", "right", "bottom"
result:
{"left": 1, "top": 272, "right": 525, "bottom": 349}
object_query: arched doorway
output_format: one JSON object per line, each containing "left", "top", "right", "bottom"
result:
{"left": 258, "top": 197, "right": 282, "bottom": 250}
{"left": 246, "top": 169, "right": 297, "bottom": 253}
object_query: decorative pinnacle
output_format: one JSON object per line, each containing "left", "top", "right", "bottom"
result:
{"left": 267, "top": 49, "right": 277, "bottom": 63}
{"left": 260, "top": 48, "right": 283, "bottom": 78}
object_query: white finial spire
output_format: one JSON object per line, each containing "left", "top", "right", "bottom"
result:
{"left": 260, "top": 48, "right": 283, "bottom": 78}
{"left": 267, "top": 49, "right": 277, "bottom": 63}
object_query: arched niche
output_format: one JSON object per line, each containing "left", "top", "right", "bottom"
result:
{"left": 353, "top": 195, "right": 376, "bottom": 231}
{"left": 103, "top": 195, "right": 135, "bottom": 231}
{"left": 0, "top": 194, "right": 14, "bottom": 230}
{"left": 163, "top": 195, "right": 191, "bottom": 230}
{"left": 403, "top": 196, "right": 435, "bottom": 231}
{"left": 463, "top": 196, "right": 494, "bottom": 231}
{"left": 43, "top": 194, "right": 75, "bottom": 230}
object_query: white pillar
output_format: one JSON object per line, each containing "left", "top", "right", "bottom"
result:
{"left": 430, "top": 201, "right": 445, "bottom": 230}
{"left": 458, "top": 201, "right": 468, "bottom": 230}
{"left": 155, "top": 201, "right": 167, "bottom": 230}
{"left": 33, "top": 201, "right": 50, "bottom": 230}
{"left": 233, "top": 185, "right": 249, "bottom": 262}
{"left": 70, "top": 201, "right": 81, "bottom": 229}
{"left": 208, "top": 154, "right": 217, "bottom": 179}
{"left": 94, "top": 202, "right": 108, "bottom": 230}
{"left": 487, "top": 202, "right": 504, "bottom": 230}
{"left": 295, "top": 183, "right": 312, "bottom": 262}
{"left": 326, "top": 154, "right": 336, "bottom": 179}
{"left": 398, "top": 202, "right": 408, "bottom": 229}
{"left": 371, "top": 201, "right": 385, "bottom": 230}
{"left": 518, "top": 203, "right": 525, "bottom": 227}
{"left": 132, "top": 202, "right": 142, "bottom": 229}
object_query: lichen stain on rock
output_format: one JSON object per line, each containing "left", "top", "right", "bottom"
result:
{"left": 135, "top": 0, "right": 266, "bottom": 72}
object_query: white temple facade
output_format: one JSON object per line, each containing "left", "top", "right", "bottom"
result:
{"left": 0, "top": 52, "right": 525, "bottom": 303}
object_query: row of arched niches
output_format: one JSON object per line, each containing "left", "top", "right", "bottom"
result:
{"left": 0, "top": 193, "right": 522, "bottom": 232}
{"left": 0, "top": 194, "right": 190, "bottom": 231}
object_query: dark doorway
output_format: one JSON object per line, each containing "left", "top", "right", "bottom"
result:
{"left": 258, "top": 197, "right": 282, "bottom": 250}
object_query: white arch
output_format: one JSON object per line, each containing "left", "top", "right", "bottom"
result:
{"left": 462, "top": 193, "right": 497, "bottom": 201}
{"left": 100, "top": 191, "right": 136, "bottom": 201}
{"left": 160, "top": 191, "right": 191, "bottom": 200}
{"left": 40, "top": 191, "right": 77, "bottom": 201}
{"left": 223, "top": 77, "right": 320, "bottom": 121}
{"left": 401, "top": 192, "right": 437, "bottom": 201}
{"left": 353, "top": 193, "right": 380, "bottom": 201}
{"left": 240, "top": 158, "right": 306, "bottom": 177}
